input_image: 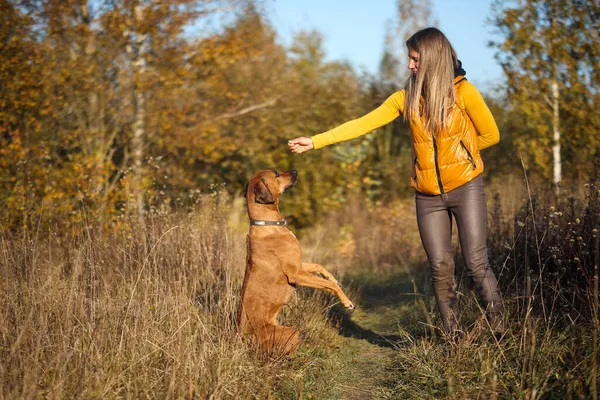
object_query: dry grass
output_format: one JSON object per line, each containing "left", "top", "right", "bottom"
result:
{"left": 0, "top": 193, "right": 345, "bottom": 399}
{"left": 381, "top": 172, "right": 600, "bottom": 399}
{"left": 381, "top": 291, "right": 597, "bottom": 399}
{"left": 1, "top": 173, "right": 598, "bottom": 399}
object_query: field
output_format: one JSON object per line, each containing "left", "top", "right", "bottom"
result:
{"left": 1, "top": 176, "right": 598, "bottom": 399}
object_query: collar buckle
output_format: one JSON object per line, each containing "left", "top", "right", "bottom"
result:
{"left": 250, "top": 219, "right": 287, "bottom": 227}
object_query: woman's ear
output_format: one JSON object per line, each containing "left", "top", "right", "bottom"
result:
{"left": 253, "top": 179, "right": 275, "bottom": 204}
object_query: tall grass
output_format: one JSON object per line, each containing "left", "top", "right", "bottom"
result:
{"left": 0, "top": 192, "right": 344, "bottom": 399}
{"left": 1, "top": 173, "right": 598, "bottom": 399}
{"left": 381, "top": 173, "right": 600, "bottom": 399}
{"left": 487, "top": 176, "right": 599, "bottom": 323}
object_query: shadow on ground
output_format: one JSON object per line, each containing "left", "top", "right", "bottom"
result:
{"left": 328, "top": 270, "right": 434, "bottom": 348}
{"left": 328, "top": 307, "right": 401, "bottom": 348}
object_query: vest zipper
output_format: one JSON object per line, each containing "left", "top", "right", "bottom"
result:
{"left": 459, "top": 140, "right": 476, "bottom": 170}
{"left": 432, "top": 133, "right": 444, "bottom": 194}
{"left": 413, "top": 156, "right": 418, "bottom": 183}
{"left": 428, "top": 77, "right": 468, "bottom": 194}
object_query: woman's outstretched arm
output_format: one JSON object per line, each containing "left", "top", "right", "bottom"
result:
{"left": 288, "top": 90, "right": 406, "bottom": 153}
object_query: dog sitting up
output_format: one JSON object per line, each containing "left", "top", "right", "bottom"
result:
{"left": 236, "top": 169, "right": 355, "bottom": 356}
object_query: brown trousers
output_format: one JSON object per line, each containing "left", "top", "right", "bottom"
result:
{"left": 415, "top": 175, "right": 503, "bottom": 332}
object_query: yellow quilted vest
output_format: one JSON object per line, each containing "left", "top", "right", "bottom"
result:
{"left": 410, "top": 77, "right": 484, "bottom": 195}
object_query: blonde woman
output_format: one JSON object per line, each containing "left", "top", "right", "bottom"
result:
{"left": 288, "top": 27, "right": 504, "bottom": 335}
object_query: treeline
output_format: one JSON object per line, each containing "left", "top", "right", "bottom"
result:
{"left": 0, "top": 0, "right": 598, "bottom": 231}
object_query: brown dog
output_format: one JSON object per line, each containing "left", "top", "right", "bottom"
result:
{"left": 237, "top": 169, "right": 355, "bottom": 356}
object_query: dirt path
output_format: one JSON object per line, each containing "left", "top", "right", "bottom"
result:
{"left": 330, "top": 272, "right": 425, "bottom": 400}
{"left": 332, "top": 310, "right": 397, "bottom": 400}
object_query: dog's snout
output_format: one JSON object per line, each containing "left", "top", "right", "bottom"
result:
{"left": 287, "top": 170, "right": 298, "bottom": 181}
{"left": 288, "top": 169, "right": 298, "bottom": 185}
{"left": 280, "top": 169, "right": 298, "bottom": 193}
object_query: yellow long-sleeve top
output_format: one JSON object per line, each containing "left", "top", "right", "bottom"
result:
{"left": 311, "top": 77, "right": 499, "bottom": 151}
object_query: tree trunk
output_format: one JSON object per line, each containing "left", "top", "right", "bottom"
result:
{"left": 130, "top": 2, "right": 147, "bottom": 215}
{"left": 551, "top": 80, "right": 561, "bottom": 193}
{"left": 81, "top": 2, "right": 104, "bottom": 199}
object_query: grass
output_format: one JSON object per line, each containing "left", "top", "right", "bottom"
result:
{"left": 382, "top": 294, "right": 596, "bottom": 399}
{"left": 1, "top": 175, "right": 599, "bottom": 399}
{"left": 0, "top": 194, "right": 347, "bottom": 399}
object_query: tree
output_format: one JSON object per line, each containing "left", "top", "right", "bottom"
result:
{"left": 0, "top": 1, "right": 49, "bottom": 228}
{"left": 396, "top": 0, "right": 435, "bottom": 73}
{"left": 279, "top": 29, "right": 365, "bottom": 224}
{"left": 490, "top": 0, "right": 600, "bottom": 185}
{"left": 347, "top": 0, "right": 437, "bottom": 202}
{"left": 0, "top": 1, "right": 254, "bottom": 229}
{"left": 379, "top": 19, "right": 402, "bottom": 87}
{"left": 100, "top": 0, "right": 224, "bottom": 215}
{"left": 0, "top": 1, "right": 375, "bottom": 230}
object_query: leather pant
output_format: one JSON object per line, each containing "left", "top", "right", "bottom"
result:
{"left": 415, "top": 175, "right": 503, "bottom": 332}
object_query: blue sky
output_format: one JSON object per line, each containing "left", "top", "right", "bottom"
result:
{"left": 267, "top": 0, "right": 504, "bottom": 93}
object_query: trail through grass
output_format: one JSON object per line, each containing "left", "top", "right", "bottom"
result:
{"left": 326, "top": 271, "right": 427, "bottom": 400}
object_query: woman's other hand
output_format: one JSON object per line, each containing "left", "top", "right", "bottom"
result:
{"left": 288, "top": 137, "right": 314, "bottom": 154}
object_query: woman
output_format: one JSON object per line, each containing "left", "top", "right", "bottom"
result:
{"left": 288, "top": 27, "right": 504, "bottom": 335}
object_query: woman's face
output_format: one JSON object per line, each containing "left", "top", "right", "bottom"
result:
{"left": 408, "top": 49, "right": 420, "bottom": 75}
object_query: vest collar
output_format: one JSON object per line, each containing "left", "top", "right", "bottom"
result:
{"left": 454, "top": 75, "right": 467, "bottom": 85}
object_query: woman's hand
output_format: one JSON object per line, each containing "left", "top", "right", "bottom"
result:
{"left": 287, "top": 137, "right": 314, "bottom": 154}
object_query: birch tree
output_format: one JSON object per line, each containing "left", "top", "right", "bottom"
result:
{"left": 490, "top": 0, "right": 600, "bottom": 184}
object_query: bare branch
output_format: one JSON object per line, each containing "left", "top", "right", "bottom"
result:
{"left": 204, "top": 98, "right": 280, "bottom": 124}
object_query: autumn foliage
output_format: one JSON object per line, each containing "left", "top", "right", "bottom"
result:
{"left": 0, "top": 1, "right": 364, "bottom": 231}
{"left": 1, "top": 0, "right": 598, "bottom": 232}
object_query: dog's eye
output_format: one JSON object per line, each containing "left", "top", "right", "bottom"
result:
{"left": 275, "top": 171, "right": 280, "bottom": 177}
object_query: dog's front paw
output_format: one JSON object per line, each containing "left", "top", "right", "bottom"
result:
{"left": 344, "top": 301, "right": 355, "bottom": 310}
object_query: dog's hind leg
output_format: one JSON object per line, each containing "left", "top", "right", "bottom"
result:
{"left": 301, "top": 262, "right": 340, "bottom": 286}
{"left": 258, "top": 324, "right": 300, "bottom": 356}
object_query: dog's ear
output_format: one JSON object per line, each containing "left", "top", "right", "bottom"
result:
{"left": 253, "top": 179, "right": 275, "bottom": 204}
{"left": 243, "top": 182, "right": 249, "bottom": 198}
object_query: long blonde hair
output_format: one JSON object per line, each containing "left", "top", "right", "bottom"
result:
{"left": 404, "top": 27, "right": 458, "bottom": 134}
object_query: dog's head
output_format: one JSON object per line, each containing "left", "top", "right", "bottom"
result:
{"left": 245, "top": 169, "right": 298, "bottom": 205}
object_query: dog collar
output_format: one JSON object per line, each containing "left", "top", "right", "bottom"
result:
{"left": 250, "top": 219, "right": 287, "bottom": 227}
